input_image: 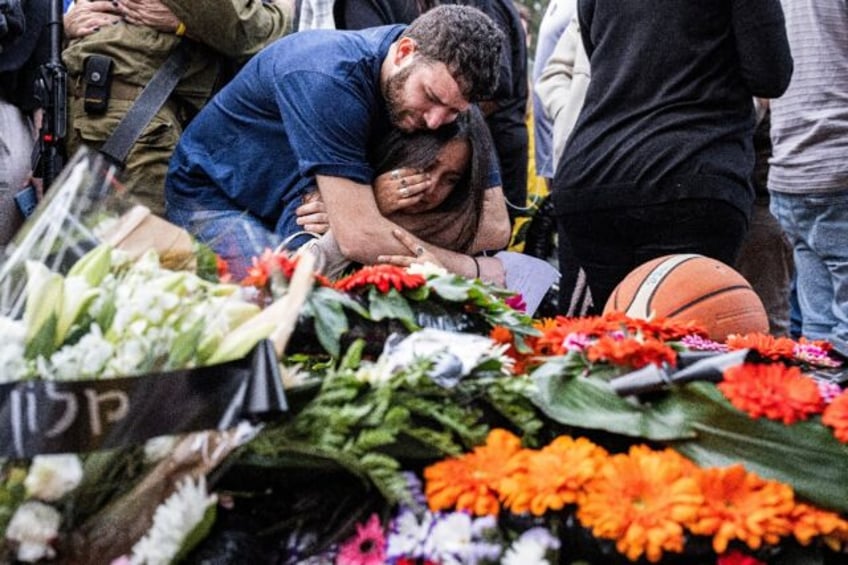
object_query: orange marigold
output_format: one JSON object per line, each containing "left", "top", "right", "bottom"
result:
{"left": 586, "top": 335, "right": 677, "bottom": 369}
{"left": 718, "top": 363, "right": 825, "bottom": 424}
{"left": 689, "top": 465, "right": 794, "bottom": 553}
{"left": 822, "top": 390, "right": 848, "bottom": 443}
{"left": 576, "top": 445, "right": 702, "bottom": 563}
{"left": 423, "top": 428, "right": 523, "bottom": 517}
{"left": 500, "top": 435, "right": 608, "bottom": 516}
{"left": 791, "top": 503, "right": 848, "bottom": 551}
{"left": 726, "top": 333, "right": 797, "bottom": 361}
{"left": 335, "top": 264, "right": 426, "bottom": 294}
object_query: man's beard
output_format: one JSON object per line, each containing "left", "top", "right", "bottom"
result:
{"left": 383, "top": 65, "right": 424, "bottom": 132}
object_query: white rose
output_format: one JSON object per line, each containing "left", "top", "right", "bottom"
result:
{"left": 5, "top": 501, "right": 61, "bottom": 562}
{"left": 24, "top": 454, "right": 84, "bottom": 501}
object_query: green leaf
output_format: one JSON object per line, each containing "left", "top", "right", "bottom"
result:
{"left": 368, "top": 287, "right": 415, "bottom": 324}
{"left": 427, "top": 275, "right": 472, "bottom": 302}
{"left": 310, "top": 295, "right": 349, "bottom": 357}
{"left": 530, "top": 358, "right": 697, "bottom": 441}
{"left": 657, "top": 383, "right": 848, "bottom": 514}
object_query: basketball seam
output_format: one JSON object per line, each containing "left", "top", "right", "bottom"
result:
{"left": 624, "top": 255, "right": 702, "bottom": 314}
{"left": 666, "top": 285, "right": 754, "bottom": 318}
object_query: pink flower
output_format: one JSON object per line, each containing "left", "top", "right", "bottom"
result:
{"left": 336, "top": 514, "right": 386, "bottom": 565}
{"left": 505, "top": 293, "right": 526, "bottom": 312}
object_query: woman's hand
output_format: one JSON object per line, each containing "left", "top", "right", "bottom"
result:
{"left": 64, "top": 1, "right": 122, "bottom": 39}
{"left": 377, "top": 229, "right": 443, "bottom": 268}
{"left": 295, "top": 190, "right": 329, "bottom": 234}
{"left": 373, "top": 168, "right": 431, "bottom": 215}
{"left": 116, "top": 0, "right": 180, "bottom": 33}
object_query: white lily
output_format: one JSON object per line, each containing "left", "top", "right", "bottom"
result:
{"left": 56, "top": 275, "right": 100, "bottom": 346}
{"left": 23, "top": 260, "right": 64, "bottom": 358}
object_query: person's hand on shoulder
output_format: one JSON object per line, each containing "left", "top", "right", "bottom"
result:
{"left": 116, "top": 0, "right": 179, "bottom": 33}
{"left": 64, "top": 1, "right": 122, "bottom": 39}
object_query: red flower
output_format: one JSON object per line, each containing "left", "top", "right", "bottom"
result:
{"left": 241, "top": 248, "right": 297, "bottom": 288}
{"left": 822, "top": 390, "right": 848, "bottom": 443}
{"left": 718, "top": 363, "right": 825, "bottom": 424}
{"left": 215, "top": 255, "right": 231, "bottom": 283}
{"left": 586, "top": 335, "right": 677, "bottom": 369}
{"left": 716, "top": 550, "right": 767, "bottom": 565}
{"left": 726, "top": 333, "right": 797, "bottom": 361}
{"left": 335, "top": 264, "right": 426, "bottom": 294}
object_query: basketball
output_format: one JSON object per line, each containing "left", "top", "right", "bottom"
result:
{"left": 603, "top": 254, "right": 768, "bottom": 341}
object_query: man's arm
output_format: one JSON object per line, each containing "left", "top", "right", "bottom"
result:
{"left": 162, "top": 0, "right": 294, "bottom": 59}
{"left": 469, "top": 185, "right": 511, "bottom": 253}
{"left": 317, "top": 174, "right": 505, "bottom": 284}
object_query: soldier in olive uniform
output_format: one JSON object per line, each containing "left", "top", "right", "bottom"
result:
{"left": 63, "top": 0, "right": 294, "bottom": 216}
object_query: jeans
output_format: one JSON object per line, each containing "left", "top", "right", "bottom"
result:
{"left": 557, "top": 199, "right": 748, "bottom": 314}
{"left": 770, "top": 189, "right": 848, "bottom": 356}
{"left": 166, "top": 204, "right": 281, "bottom": 280}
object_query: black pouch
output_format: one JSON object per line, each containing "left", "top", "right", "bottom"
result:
{"left": 82, "top": 55, "right": 114, "bottom": 114}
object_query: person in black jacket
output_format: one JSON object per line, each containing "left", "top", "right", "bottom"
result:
{"left": 551, "top": 0, "right": 793, "bottom": 312}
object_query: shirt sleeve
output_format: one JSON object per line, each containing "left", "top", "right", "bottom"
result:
{"left": 165, "top": 0, "right": 294, "bottom": 59}
{"left": 272, "top": 68, "right": 376, "bottom": 184}
{"left": 731, "top": 0, "right": 793, "bottom": 98}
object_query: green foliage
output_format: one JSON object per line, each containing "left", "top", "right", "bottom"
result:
{"left": 245, "top": 345, "right": 545, "bottom": 507}
{"left": 531, "top": 358, "right": 848, "bottom": 513}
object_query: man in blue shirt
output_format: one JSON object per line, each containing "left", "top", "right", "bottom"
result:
{"left": 165, "top": 5, "right": 508, "bottom": 279}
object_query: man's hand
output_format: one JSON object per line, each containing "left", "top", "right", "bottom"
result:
{"left": 116, "top": 0, "right": 179, "bottom": 33}
{"left": 373, "top": 168, "right": 431, "bottom": 214}
{"left": 295, "top": 190, "right": 329, "bottom": 234}
{"left": 64, "top": 1, "right": 122, "bottom": 39}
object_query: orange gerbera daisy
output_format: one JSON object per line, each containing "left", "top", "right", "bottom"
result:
{"left": 500, "top": 435, "right": 608, "bottom": 516}
{"left": 586, "top": 335, "right": 677, "bottom": 369}
{"left": 335, "top": 264, "right": 426, "bottom": 294}
{"left": 718, "top": 363, "right": 825, "bottom": 425}
{"left": 725, "top": 333, "right": 797, "bottom": 361}
{"left": 689, "top": 465, "right": 794, "bottom": 553}
{"left": 791, "top": 503, "right": 848, "bottom": 551}
{"left": 423, "top": 428, "right": 523, "bottom": 516}
{"left": 576, "top": 445, "right": 702, "bottom": 563}
{"left": 822, "top": 390, "right": 848, "bottom": 443}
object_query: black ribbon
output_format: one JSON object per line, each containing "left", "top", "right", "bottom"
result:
{"left": 0, "top": 339, "right": 286, "bottom": 458}
{"left": 609, "top": 349, "right": 751, "bottom": 397}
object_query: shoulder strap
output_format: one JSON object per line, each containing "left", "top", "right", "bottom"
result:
{"left": 99, "top": 39, "right": 191, "bottom": 166}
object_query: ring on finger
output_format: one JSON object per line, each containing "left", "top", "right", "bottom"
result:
{"left": 400, "top": 177, "right": 408, "bottom": 188}
{"left": 390, "top": 170, "right": 401, "bottom": 180}
{"left": 399, "top": 187, "right": 409, "bottom": 197}
{"left": 415, "top": 245, "right": 425, "bottom": 257}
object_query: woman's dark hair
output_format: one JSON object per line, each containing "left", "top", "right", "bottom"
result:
{"left": 372, "top": 106, "right": 493, "bottom": 252}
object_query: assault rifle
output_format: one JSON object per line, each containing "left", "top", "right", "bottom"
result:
{"left": 30, "top": 0, "right": 66, "bottom": 195}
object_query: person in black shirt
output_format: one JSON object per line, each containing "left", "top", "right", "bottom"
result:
{"left": 551, "top": 0, "right": 793, "bottom": 312}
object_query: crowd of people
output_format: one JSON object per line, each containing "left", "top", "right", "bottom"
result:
{"left": 0, "top": 0, "right": 846, "bottom": 356}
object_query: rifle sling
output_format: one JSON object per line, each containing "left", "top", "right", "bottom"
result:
{"left": 99, "top": 39, "right": 191, "bottom": 166}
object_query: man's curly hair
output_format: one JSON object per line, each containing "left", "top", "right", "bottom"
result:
{"left": 401, "top": 5, "right": 504, "bottom": 102}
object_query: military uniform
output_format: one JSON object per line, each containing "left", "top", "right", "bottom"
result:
{"left": 63, "top": 0, "right": 293, "bottom": 216}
